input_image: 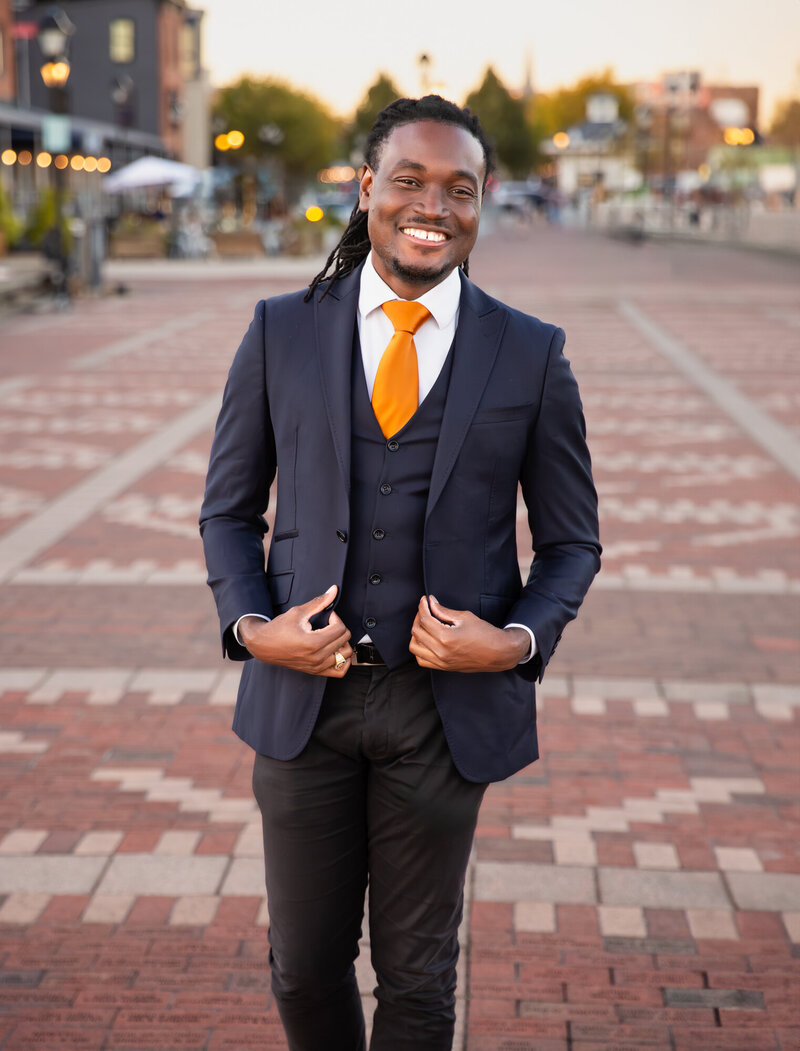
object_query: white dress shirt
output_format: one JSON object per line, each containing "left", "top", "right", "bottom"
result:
{"left": 234, "top": 253, "right": 536, "bottom": 663}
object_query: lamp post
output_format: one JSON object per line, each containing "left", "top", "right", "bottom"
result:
{"left": 38, "top": 7, "right": 74, "bottom": 301}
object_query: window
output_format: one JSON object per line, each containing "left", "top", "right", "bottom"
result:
{"left": 109, "top": 19, "right": 135, "bottom": 63}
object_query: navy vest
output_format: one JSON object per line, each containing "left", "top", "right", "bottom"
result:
{"left": 338, "top": 335, "right": 454, "bottom": 667}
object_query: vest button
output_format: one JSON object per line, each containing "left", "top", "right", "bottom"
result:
{"left": 369, "top": 573, "right": 382, "bottom": 585}
{"left": 387, "top": 440, "right": 399, "bottom": 451}
{"left": 372, "top": 528, "right": 385, "bottom": 540}
{"left": 336, "top": 530, "right": 347, "bottom": 543}
{"left": 380, "top": 483, "right": 392, "bottom": 495}
{"left": 365, "top": 617, "right": 377, "bottom": 629}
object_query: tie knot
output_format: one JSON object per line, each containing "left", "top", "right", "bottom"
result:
{"left": 382, "top": 300, "right": 431, "bottom": 335}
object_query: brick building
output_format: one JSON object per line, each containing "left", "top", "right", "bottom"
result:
{"left": 0, "top": 0, "right": 208, "bottom": 164}
{"left": 633, "top": 71, "right": 760, "bottom": 180}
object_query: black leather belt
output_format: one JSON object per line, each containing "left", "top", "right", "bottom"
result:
{"left": 353, "top": 642, "right": 386, "bottom": 666}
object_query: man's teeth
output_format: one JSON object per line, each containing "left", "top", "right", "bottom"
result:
{"left": 402, "top": 228, "right": 446, "bottom": 242}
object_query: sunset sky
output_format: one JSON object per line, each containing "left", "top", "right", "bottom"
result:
{"left": 199, "top": 0, "right": 799, "bottom": 126}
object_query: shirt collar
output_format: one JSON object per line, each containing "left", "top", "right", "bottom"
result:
{"left": 358, "top": 252, "right": 461, "bottom": 329}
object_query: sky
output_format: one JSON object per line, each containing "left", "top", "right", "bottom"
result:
{"left": 200, "top": 0, "right": 799, "bottom": 127}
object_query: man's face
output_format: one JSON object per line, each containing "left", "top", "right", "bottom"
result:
{"left": 358, "top": 120, "right": 485, "bottom": 300}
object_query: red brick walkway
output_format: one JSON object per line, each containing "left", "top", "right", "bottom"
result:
{"left": 0, "top": 226, "right": 798, "bottom": 1049}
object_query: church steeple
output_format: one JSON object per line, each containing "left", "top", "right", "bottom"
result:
{"left": 522, "top": 50, "right": 535, "bottom": 100}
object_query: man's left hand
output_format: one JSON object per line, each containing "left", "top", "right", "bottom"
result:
{"left": 410, "top": 595, "right": 530, "bottom": 673}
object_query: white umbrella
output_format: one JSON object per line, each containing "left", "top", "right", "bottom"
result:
{"left": 103, "top": 156, "right": 201, "bottom": 194}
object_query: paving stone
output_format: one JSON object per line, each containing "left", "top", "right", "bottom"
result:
{"left": 571, "top": 695, "right": 607, "bottom": 715}
{"left": 0, "top": 669, "right": 47, "bottom": 691}
{"left": 95, "top": 855, "right": 228, "bottom": 896}
{"left": 598, "top": 906, "right": 647, "bottom": 938}
{"left": 514, "top": 902, "right": 556, "bottom": 933}
{"left": 0, "top": 829, "right": 48, "bottom": 855}
{"left": 155, "top": 831, "right": 201, "bottom": 856}
{"left": 0, "top": 856, "right": 107, "bottom": 894}
{"left": 727, "top": 873, "right": 800, "bottom": 911}
{"left": 599, "top": 869, "right": 730, "bottom": 909}
{"left": 553, "top": 833, "right": 597, "bottom": 867}
{"left": 693, "top": 701, "right": 730, "bottom": 720}
{"left": 633, "top": 842, "right": 679, "bottom": 869}
{"left": 219, "top": 859, "right": 265, "bottom": 897}
{"left": 474, "top": 862, "right": 596, "bottom": 904}
{"left": 232, "top": 824, "right": 262, "bottom": 858}
{"left": 0, "top": 891, "right": 50, "bottom": 923}
{"left": 74, "top": 832, "right": 124, "bottom": 856}
{"left": 82, "top": 894, "right": 135, "bottom": 924}
{"left": 662, "top": 681, "right": 751, "bottom": 704}
{"left": 714, "top": 846, "right": 763, "bottom": 872}
{"left": 633, "top": 698, "right": 669, "bottom": 717}
{"left": 665, "top": 988, "right": 766, "bottom": 1009}
{"left": 687, "top": 908, "right": 739, "bottom": 940}
{"left": 169, "top": 896, "right": 220, "bottom": 926}
{"left": 781, "top": 912, "right": 800, "bottom": 942}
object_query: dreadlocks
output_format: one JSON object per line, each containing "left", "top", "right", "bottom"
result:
{"left": 304, "top": 95, "right": 494, "bottom": 302}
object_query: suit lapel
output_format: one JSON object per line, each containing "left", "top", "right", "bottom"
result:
{"left": 427, "top": 273, "right": 507, "bottom": 516}
{"left": 313, "top": 268, "right": 360, "bottom": 493}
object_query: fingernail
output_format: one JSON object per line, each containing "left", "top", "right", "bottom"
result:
{"left": 325, "top": 584, "right": 336, "bottom": 594}
{"left": 430, "top": 595, "right": 438, "bottom": 603}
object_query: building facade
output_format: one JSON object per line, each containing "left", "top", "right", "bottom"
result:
{"left": 1, "top": 0, "right": 208, "bottom": 165}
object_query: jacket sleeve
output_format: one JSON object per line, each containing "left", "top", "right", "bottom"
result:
{"left": 199, "top": 301, "right": 277, "bottom": 660}
{"left": 506, "top": 325, "right": 601, "bottom": 682}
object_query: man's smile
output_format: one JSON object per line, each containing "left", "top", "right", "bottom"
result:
{"left": 400, "top": 226, "right": 450, "bottom": 245}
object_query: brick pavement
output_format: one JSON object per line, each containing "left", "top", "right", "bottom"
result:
{"left": 0, "top": 226, "right": 798, "bottom": 1049}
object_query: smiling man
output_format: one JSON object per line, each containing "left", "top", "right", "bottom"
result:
{"left": 200, "top": 95, "right": 600, "bottom": 1051}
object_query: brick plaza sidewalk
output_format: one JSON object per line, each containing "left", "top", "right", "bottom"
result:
{"left": 0, "top": 227, "right": 798, "bottom": 1048}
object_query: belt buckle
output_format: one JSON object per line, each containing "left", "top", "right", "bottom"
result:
{"left": 354, "top": 642, "right": 385, "bottom": 666}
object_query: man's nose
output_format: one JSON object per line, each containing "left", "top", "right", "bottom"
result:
{"left": 415, "top": 185, "right": 449, "bottom": 218}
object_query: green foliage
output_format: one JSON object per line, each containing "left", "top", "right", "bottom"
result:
{"left": 25, "top": 188, "right": 71, "bottom": 251}
{"left": 214, "top": 77, "right": 342, "bottom": 183}
{"left": 769, "top": 98, "right": 800, "bottom": 147}
{"left": 349, "top": 73, "right": 403, "bottom": 153}
{"left": 465, "top": 67, "right": 537, "bottom": 178}
{"left": 0, "top": 181, "right": 24, "bottom": 249}
{"left": 530, "top": 69, "right": 633, "bottom": 138}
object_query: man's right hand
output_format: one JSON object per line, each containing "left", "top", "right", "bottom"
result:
{"left": 238, "top": 586, "right": 352, "bottom": 677}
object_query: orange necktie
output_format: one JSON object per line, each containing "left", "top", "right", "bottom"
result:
{"left": 372, "top": 300, "right": 431, "bottom": 438}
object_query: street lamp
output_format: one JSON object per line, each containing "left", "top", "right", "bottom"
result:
{"left": 37, "top": 6, "right": 75, "bottom": 301}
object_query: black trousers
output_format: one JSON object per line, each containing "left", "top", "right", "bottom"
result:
{"left": 252, "top": 663, "right": 487, "bottom": 1051}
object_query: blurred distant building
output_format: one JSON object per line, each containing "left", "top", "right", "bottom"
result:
{"left": 542, "top": 72, "right": 761, "bottom": 197}
{"left": 0, "top": 0, "right": 209, "bottom": 165}
{"left": 541, "top": 92, "right": 634, "bottom": 196}
{"left": 0, "top": 0, "right": 16, "bottom": 103}
{"left": 633, "top": 71, "right": 760, "bottom": 183}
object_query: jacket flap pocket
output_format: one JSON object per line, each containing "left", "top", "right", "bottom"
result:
{"left": 267, "top": 570, "right": 294, "bottom": 608}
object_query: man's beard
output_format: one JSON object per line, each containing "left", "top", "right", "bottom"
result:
{"left": 389, "top": 254, "right": 457, "bottom": 287}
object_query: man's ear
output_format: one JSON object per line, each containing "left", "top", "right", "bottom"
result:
{"left": 358, "top": 166, "right": 374, "bottom": 213}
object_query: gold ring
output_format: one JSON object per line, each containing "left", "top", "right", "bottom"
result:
{"left": 334, "top": 651, "right": 347, "bottom": 670}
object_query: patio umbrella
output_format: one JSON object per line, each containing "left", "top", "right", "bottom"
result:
{"left": 103, "top": 156, "right": 201, "bottom": 194}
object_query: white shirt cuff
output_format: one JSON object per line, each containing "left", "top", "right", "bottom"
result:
{"left": 504, "top": 623, "right": 537, "bottom": 664}
{"left": 233, "top": 613, "right": 270, "bottom": 646}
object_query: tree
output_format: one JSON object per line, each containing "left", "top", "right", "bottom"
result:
{"left": 531, "top": 69, "right": 633, "bottom": 139}
{"left": 350, "top": 73, "right": 403, "bottom": 150}
{"left": 769, "top": 98, "right": 800, "bottom": 147}
{"left": 465, "top": 67, "right": 537, "bottom": 178}
{"left": 214, "top": 77, "right": 342, "bottom": 187}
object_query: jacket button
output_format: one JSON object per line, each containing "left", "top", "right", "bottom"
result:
{"left": 380, "top": 483, "right": 392, "bottom": 495}
{"left": 387, "top": 440, "right": 399, "bottom": 451}
{"left": 372, "top": 528, "right": 385, "bottom": 540}
{"left": 336, "top": 530, "right": 347, "bottom": 542}
{"left": 369, "top": 573, "right": 382, "bottom": 585}
{"left": 365, "top": 617, "right": 377, "bottom": 629}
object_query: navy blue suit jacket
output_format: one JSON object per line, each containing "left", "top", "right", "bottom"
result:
{"left": 200, "top": 266, "right": 600, "bottom": 783}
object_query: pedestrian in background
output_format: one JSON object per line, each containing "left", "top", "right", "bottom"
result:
{"left": 200, "top": 95, "right": 600, "bottom": 1050}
